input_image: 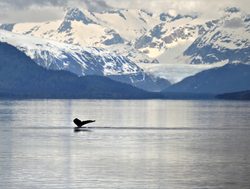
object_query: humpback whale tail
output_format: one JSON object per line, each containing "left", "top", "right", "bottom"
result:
{"left": 73, "top": 118, "right": 95, "bottom": 128}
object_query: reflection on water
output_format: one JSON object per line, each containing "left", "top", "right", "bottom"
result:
{"left": 0, "top": 100, "right": 250, "bottom": 189}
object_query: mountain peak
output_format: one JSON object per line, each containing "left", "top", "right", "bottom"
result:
{"left": 58, "top": 8, "right": 96, "bottom": 32}
{"left": 64, "top": 8, "right": 94, "bottom": 24}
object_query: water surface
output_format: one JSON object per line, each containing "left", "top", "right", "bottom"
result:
{"left": 0, "top": 100, "right": 250, "bottom": 189}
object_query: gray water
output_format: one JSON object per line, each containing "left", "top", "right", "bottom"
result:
{"left": 0, "top": 100, "right": 250, "bottom": 189}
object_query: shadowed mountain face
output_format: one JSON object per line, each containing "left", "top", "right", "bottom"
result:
{"left": 163, "top": 63, "right": 250, "bottom": 95}
{"left": 0, "top": 42, "right": 162, "bottom": 99}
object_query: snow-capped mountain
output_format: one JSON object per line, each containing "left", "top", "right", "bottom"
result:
{"left": 0, "top": 30, "right": 170, "bottom": 91}
{"left": 0, "top": 7, "right": 249, "bottom": 85}
{"left": 0, "top": 8, "right": 158, "bottom": 64}
{"left": 0, "top": 8, "right": 207, "bottom": 64}
{"left": 185, "top": 7, "right": 250, "bottom": 64}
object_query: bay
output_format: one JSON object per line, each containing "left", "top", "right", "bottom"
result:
{"left": 0, "top": 100, "right": 250, "bottom": 189}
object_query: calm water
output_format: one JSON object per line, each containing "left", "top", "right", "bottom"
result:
{"left": 0, "top": 100, "right": 250, "bottom": 189}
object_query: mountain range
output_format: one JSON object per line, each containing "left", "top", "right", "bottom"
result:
{"left": 0, "top": 42, "right": 161, "bottom": 99}
{"left": 0, "top": 7, "right": 249, "bottom": 98}
{"left": 2, "top": 7, "right": 248, "bottom": 65}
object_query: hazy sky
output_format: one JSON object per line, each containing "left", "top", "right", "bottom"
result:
{"left": 0, "top": 0, "right": 249, "bottom": 23}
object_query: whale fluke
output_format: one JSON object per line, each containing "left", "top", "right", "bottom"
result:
{"left": 73, "top": 118, "right": 95, "bottom": 127}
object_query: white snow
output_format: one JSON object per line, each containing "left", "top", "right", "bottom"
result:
{"left": 0, "top": 29, "right": 141, "bottom": 76}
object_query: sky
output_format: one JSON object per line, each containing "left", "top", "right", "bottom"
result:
{"left": 0, "top": 0, "right": 249, "bottom": 23}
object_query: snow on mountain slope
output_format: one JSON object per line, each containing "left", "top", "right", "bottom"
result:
{"left": 0, "top": 30, "right": 139, "bottom": 76}
{"left": 0, "top": 8, "right": 157, "bottom": 64}
{"left": 0, "top": 29, "right": 170, "bottom": 91}
{"left": 10, "top": 9, "right": 110, "bottom": 47}
{"left": 185, "top": 8, "right": 250, "bottom": 64}
{"left": 1, "top": 7, "right": 248, "bottom": 66}
{"left": 0, "top": 8, "right": 201, "bottom": 64}
{"left": 94, "top": 9, "right": 159, "bottom": 41}
{"left": 134, "top": 15, "right": 205, "bottom": 58}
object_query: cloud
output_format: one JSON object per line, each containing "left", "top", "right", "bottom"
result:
{"left": 0, "top": 0, "right": 67, "bottom": 9}
{"left": 0, "top": 0, "right": 111, "bottom": 10}
{"left": 0, "top": 0, "right": 112, "bottom": 23}
{"left": 105, "top": 0, "right": 250, "bottom": 23}
{"left": 0, "top": 0, "right": 249, "bottom": 23}
{"left": 83, "top": 0, "right": 112, "bottom": 12}
{"left": 107, "top": 0, "right": 250, "bottom": 16}
{"left": 0, "top": 0, "right": 69, "bottom": 22}
{"left": 0, "top": 6, "right": 65, "bottom": 23}
{"left": 78, "top": 0, "right": 113, "bottom": 12}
